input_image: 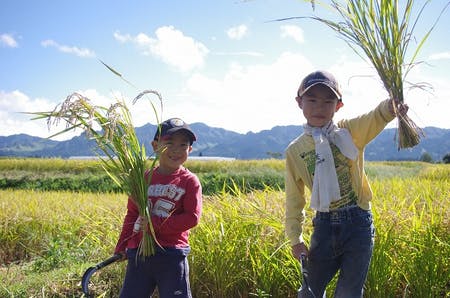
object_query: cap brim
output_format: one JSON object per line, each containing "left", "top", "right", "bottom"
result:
{"left": 298, "top": 82, "right": 341, "bottom": 100}
{"left": 164, "top": 127, "right": 197, "bottom": 144}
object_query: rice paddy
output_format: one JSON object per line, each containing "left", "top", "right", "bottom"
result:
{"left": 0, "top": 159, "right": 449, "bottom": 297}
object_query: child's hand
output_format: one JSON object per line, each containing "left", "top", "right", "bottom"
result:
{"left": 292, "top": 242, "right": 309, "bottom": 262}
{"left": 389, "top": 98, "right": 409, "bottom": 117}
{"left": 115, "top": 251, "right": 127, "bottom": 261}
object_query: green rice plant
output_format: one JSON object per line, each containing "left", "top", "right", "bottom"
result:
{"left": 0, "top": 189, "right": 127, "bottom": 296}
{"left": 1, "top": 162, "right": 449, "bottom": 296}
{"left": 0, "top": 190, "right": 125, "bottom": 264}
{"left": 28, "top": 88, "right": 163, "bottom": 257}
{"left": 0, "top": 157, "right": 104, "bottom": 173}
{"left": 418, "top": 164, "right": 450, "bottom": 181}
{"left": 3, "top": 159, "right": 442, "bottom": 195}
{"left": 369, "top": 176, "right": 450, "bottom": 297}
{"left": 0, "top": 158, "right": 287, "bottom": 195}
{"left": 364, "top": 161, "right": 430, "bottom": 180}
{"left": 188, "top": 186, "right": 316, "bottom": 297}
{"left": 365, "top": 224, "right": 400, "bottom": 297}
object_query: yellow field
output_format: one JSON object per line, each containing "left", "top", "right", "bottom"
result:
{"left": 0, "top": 161, "right": 449, "bottom": 297}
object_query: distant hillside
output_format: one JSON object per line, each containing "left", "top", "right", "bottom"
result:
{"left": 0, "top": 124, "right": 448, "bottom": 161}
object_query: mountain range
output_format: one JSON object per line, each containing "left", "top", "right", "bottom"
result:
{"left": 0, "top": 123, "right": 448, "bottom": 161}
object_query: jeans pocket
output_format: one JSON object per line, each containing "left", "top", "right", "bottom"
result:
{"left": 352, "top": 212, "right": 375, "bottom": 248}
{"left": 354, "top": 208, "right": 373, "bottom": 227}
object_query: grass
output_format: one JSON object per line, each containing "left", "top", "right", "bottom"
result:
{"left": 0, "top": 158, "right": 439, "bottom": 194}
{"left": 367, "top": 177, "right": 450, "bottom": 297}
{"left": 0, "top": 158, "right": 286, "bottom": 195}
{"left": 0, "top": 160, "right": 449, "bottom": 297}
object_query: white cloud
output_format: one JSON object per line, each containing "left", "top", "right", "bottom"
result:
{"left": 226, "top": 25, "right": 248, "bottom": 40}
{"left": 0, "top": 33, "right": 18, "bottom": 47}
{"left": 428, "top": 51, "right": 450, "bottom": 60}
{"left": 280, "top": 25, "right": 305, "bottom": 43}
{"left": 214, "top": 51, "right": 264, "bottom": 57}
{"left": 113, "top": 31, "right": 132, "bottom": 43}
{"left": 0, "top": 89, "right": 142, "bottom": 141}
{"left": 114, "top": 26, "right": 209, "bottom": 72}
{"left": 400, "top": 69, "right": 450, "bottom": 129}
{"left": 0, "top": 90, "right": 62, "bottom": 139}
{"left": 162, "top": 52, "right": 314, "bottom": 133}
{"left": 41, "top": 39, "right": 96, "bottom": 58}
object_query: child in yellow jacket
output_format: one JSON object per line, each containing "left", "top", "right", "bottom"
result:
{"left": 285, "top": 70, "right": 407, "bottom": 298}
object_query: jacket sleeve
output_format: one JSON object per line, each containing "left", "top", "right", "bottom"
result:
{"left": 340, "top": 99, "right": 395, "bottom": 148}
{"left": 114, "top": 197, "right": 139, "bottom": 254}
{"left": 285, "top": 147, "right": 306, "bottom": 246}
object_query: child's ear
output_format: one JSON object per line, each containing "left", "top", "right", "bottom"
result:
{"left": 336, "top": 101, "right": 344, "bottom": 111}
{"left": 296, "top": 96, "right": 303, "bottom": 109}
{"left": 151, "top": 140, "right": 159, "bottom": 151}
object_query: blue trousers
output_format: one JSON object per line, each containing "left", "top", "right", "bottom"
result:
{"left": 119, "top": 247, "right": 192, "bottom": 298}
{"left": 306, "top": 206, "right": 375, "bottom": 298}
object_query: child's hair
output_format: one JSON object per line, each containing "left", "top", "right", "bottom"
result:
{"left": 298, "top": 70, "right": 342, "bottom": 101}
{"left": 154, "top": 118, "right": 196, "bottom": 145}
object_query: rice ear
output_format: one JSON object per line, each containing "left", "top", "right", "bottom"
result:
{"left": 28, "top": 91, "right": 163, "bottom": 257}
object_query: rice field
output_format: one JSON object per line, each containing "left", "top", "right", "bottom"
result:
{"left": 0, "top": 159, "right": 449, "bottom": 297}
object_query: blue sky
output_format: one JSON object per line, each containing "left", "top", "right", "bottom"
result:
{"left": 1, "top": 0, "right": 450, "bottom": 140}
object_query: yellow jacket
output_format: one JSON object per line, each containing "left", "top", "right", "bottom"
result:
{"left": 285, "top": 99, "right": 395, "bottom": 245}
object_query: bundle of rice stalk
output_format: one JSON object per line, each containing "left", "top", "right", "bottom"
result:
{"left": 300, "top": 0, "right": 448, "bottom": 149}
{"left": 30, "top": 90, "right": 163, "bottom": 257}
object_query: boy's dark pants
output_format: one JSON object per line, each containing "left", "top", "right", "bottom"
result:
{"left": 120, "top": 247, "right": 192, "bottom": 298}
{"left": 306, "top": 206, "right": 375, "bottom": 298}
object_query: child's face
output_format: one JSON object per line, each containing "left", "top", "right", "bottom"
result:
{"left": 296, "top": 84, "right": 343, "bottom": 127}
{"left": 152, "top": 131, "right": 192, "bottom": 174}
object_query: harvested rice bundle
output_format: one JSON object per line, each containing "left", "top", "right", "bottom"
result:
{"left": 315, "top": 0, "right": 450, "bottom": 149}
{"left": 296, "top": 0, "right": 448, "bottom": 149}
{"left": 30, "top": 90, "right": 163, "bottom": 257}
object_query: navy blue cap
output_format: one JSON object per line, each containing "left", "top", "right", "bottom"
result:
{"left": 154, "top": 118, "right": 196, "bottom": 145}
{"left": 297, "top": 70, "right": 342, "bottom": 100}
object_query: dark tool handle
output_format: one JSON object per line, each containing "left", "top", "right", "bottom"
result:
{"left": 81, "top": 254, "right": 122, "bottom": 297}
{"left": 300, "top": 253, "right": 307, "bottom": 268}
{"left": 95, "top": 254, "right": 122, "bottom": 269}
{"left": 300, "top": 253, "right": 309, "bottom": 281}
{"left": 297, "top": 253, "right": 316, "bottom": 298}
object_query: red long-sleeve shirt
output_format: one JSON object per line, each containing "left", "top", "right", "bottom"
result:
{"left": 115, "top": 166, "right": 202, "bottom": 254}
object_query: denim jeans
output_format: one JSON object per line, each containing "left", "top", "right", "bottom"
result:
{"left": 306, "top": 206, "right": 375, "bottom": 298}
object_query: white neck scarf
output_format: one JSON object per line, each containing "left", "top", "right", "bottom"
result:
{"left": 303, "top": 121, "right": 358, "bottom": 212}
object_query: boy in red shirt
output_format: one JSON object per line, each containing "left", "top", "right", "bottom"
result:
{"left": 115, "top": 118, "right": 202, "bottom": 298}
